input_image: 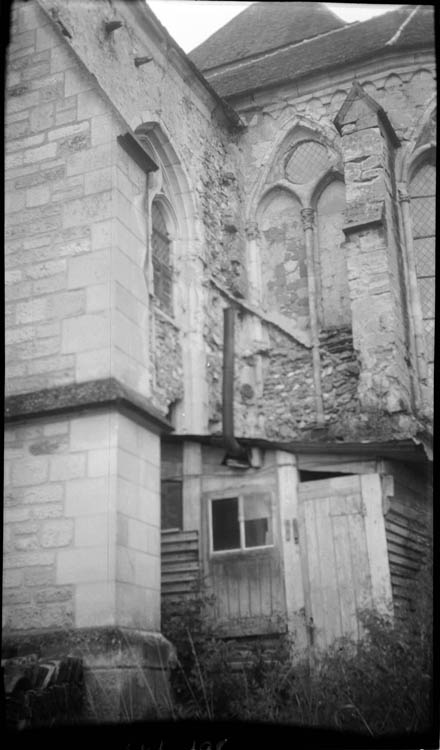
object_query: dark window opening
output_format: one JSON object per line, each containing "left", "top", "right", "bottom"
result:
{"left": 211, "top": 493, "right": 273, "bottom": 552}
{"left": 299, "top": 470, "right": 351, "bottom": 482}
{"left": 212, "top": 497, "right": 240, "bottom": 551}
{"left": 244, "top": 518, "right": 269, "bottom": 548}
{"left": 161, "top": 479, "right": 183, "bottom": 530}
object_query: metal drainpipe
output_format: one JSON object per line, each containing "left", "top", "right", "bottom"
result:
{"left": 222, "top": 307, "right": 249, "bottom": 462}
{"left": 398, "top": 186, "right": 428, "bottom": 386}
{"left": 301, "top": 208, "right": 324, "bottom": 425}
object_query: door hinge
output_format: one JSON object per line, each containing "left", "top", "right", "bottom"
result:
{"left": 293, "top": 518, "right": 299, "bottom": 544}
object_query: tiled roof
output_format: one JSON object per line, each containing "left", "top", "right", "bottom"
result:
{"left": 189, "top": 2, "right": 345, "bottom": 72}
{"left": 203, "top": 5, "right": 435, "bottom": 99}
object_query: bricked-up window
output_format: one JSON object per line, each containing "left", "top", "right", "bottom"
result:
{"left": 161, "top": 480, "right": 183, "bottom": 530}
{"left": 316, "top": 179, "right": 350, "bottom": 328}
{"left": 152, "top": 201, "right": 173, "bottom": 314}
{"left": 409, "top": 153, "right": 436, "bottom": 376}
{"left": 211, "top": 493, "right": 273, "bottom": 552}
{"left": 161, "top": 442, "right": 182, "bottom": 530}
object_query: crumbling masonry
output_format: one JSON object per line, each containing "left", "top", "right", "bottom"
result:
{"left": 4, "top": 0, "right": 434, "bottom": 722}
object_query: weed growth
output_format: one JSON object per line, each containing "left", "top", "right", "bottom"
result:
{"left": 161, "top": 557, "right": 433, "bottom": 735}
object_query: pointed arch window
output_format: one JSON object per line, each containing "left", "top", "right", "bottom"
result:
{"left": 257, "top": 134, "right": 348, "bottom": 332}
{"left": 151, "top": 201, "right": 173, "bottom": 315}
{"left": 409, "top": 152, "right": 435, "bottom": 372}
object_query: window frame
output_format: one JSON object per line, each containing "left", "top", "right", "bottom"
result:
{"left": 150, "top": 197, "right": 175, "bottom": 317}
{"left": 208, "top": 491, "right": 275, "bottom": 556}
{"left": 408, "top": 148, "right": 436, "bottom": 366}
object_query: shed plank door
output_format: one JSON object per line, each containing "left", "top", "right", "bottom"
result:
{"left": 298, "top": 474, "right": 391, "bottom": 652}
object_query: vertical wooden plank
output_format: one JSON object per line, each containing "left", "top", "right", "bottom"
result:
{"left": 330, "top": 509, "right": 357, "bottom": 641}
{"left": 276, "top": 450, "right": 308, "bottom": 653}
{"left": 249, "top": 557, "right": 262, "bottom": 618}
{"left": 361, "top": 474, "right": 394, "bottom": 616}
{"left": 238, "top": 561, "right": 251, "bottom": 619}
{"left": 297, "top": 494, "right": 314, "bottom": 654}
{"left": 304, "top": 498, "right": 326, "bottom": 650}
{"left": 227, "top": 564, "right": 240, "bottom": 619}
{"left": 348, "top": 509, "right": 373, "bottom": 636}
{"left": 213, "top": 562, "right": 229, "bottom": 621}
{"left": 314, "top": 497, "right": 340, "bottom": 648}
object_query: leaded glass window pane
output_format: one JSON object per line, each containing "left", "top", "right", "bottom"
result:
{"left": 285, "top": 140, "right": 330, "bottom": 184}
{"left": 151, "top": 202, "right": 172, "bottom": 314}
{"left": 409, "top": 157, "right": 435, "bottom": 366}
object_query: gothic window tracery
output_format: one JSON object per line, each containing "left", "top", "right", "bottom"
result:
{"left": 409, "top": 151, "right": 436, "bottom": 377}
{"left": 257, "top": 134, "right": 348, "bottom": 331}
{"left": 151, "top": 200, "right": 173, "bottom": 315}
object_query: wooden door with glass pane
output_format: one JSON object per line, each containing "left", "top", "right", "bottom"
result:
{"left": 205, "top": 490, "right": 286, "bottom": 636}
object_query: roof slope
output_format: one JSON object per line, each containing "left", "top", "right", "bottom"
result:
{"left": 204, "top": 5, "right": 435, "bottom": 99}
{"left": 189, "top": 2, "right": 345, "bottom": 72}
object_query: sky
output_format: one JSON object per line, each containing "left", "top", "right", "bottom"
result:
{"left": 147, "top": 1, "right": 403, "bottom": 53}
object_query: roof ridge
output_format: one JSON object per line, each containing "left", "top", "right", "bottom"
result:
{"left": 205, "top": 5, "right": 412, "bottom": 83}
{"left": 203, "top": 17, "right": 353, "bottom": 77}
{"left": 206, "top": 17, "right": 364, "bottom": 80}
{"left": 189, "top": 1, "right": 258, "bottom": 58}
{"left": 189, "top": 1, "right": 345, "bottom": 73}
{"left": 385, "top": 4, "right": 420, "bottom": 46}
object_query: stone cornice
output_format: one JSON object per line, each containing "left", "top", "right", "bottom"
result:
{"left": 4, "top": 378, "right": 173, "bottom": 435}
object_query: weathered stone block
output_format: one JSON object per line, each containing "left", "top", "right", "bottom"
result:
{"left": 49, "top": 453, "right": 86, "bottom": 481}
{"left": 11, "top": 457, "right": 49, "bottom": 486}
{"left": 23, "top": 141, "right": 58, "bottom": 164}
{"left": 26, "top": 185, "right": 51, "bottom": 206}
{"left": 91, "top": 114, "right": 114, "bottom": 146}
{"left": 70, "top": 414, "right": 112, "bottom": 453}
{"left": 75, "top": 582, "right": 116, "bottom": 628}
{"left": 35, "top": 586, "right": 73, "bottom": 603}
{"left": 61, "top": 312, "right": 110, "bottom": 353}
{"left": 3, "top": 588, "right": 32, "bottom": 605}
{"left": 86, "top": 282, "right": 111, "bottom": 313}
{"left": 14, "top": 483, "right": 64, "bottom": 505}
{"left": 127, "top": 518, "right": 155, "bottom": 554}
{"left": 15, "top": 297, "right": 47, "bottom": 325}
{"left": 7, "top": 129, "right": 45, "bottom": 151}
{"left": 14, "top": 519, "right": 40, "bottom": 534}
{"left": 24, "top": 566, "right": 55, "bottom": 587}
{"left": 87, "top": 448, "right": 117, "bottom": 478}
{"left": 32, "top": 273, "right": 67, "bottom": 295}
{"left": 84, "top": 167, "right": 112, "bottom": 195}
{"left": 117, "top": 547, "right": 159, "bottom": 588}
{"left": 3, "top": 569, "right": 24, "bottom": 588}
{"left": 66, "top": 144, "right": 111, "bottom": 176}
{"left": 56, "top": 546, "right": 108, "bottom": 584}
{"left": 91, "top": 219, "right": 113, "bottom": 250}
{"left": 65, "top": 476, "right": 111, "bottom": 516}
{"left": 62, "top": 191, "right": 112, "bottom": 228}
{"left": 4, "top": 506, "right": 32, "bottom": 524}
{"left": 47, "top": 289, "right": 87, "bottom": 319}
{"left": 76, "top": 348, "right": 111, "bottom": 381}
{"left": 41, "top": 520, "right": 74, "bottom": 548}
{"left": 4, "top": 551, "right": 55, "bottom": 568}
{"left": 75, "top": 514, "right": 109, "bottom": 547}
{"left": 64, "top": 67, "right": 93, "bottom": 98}
{"left": 23, "top": 259, "right": 66, "bottom": 279}
{"left": 43, "top": 420, "right": 70, "bottom": 437}
{"left": 30, "top": 504, "right": 64, "bottom": 520}
{"left": 48, "top": 120, "right": 89, "bottom": 142}
{"left": 67, "top": 250, "right": 110, "bottom": 289}
{"left": 15, "top": 535, "right": 39, "bottom": 552}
